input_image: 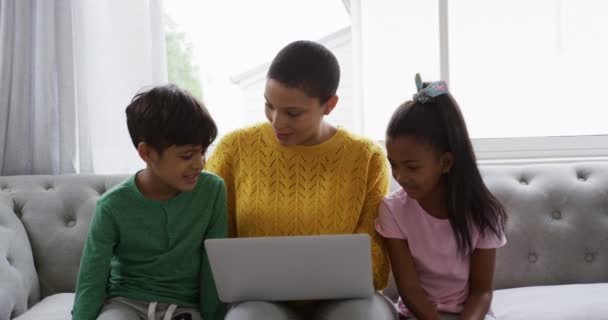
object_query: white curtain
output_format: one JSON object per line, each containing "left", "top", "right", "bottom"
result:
{"left": 0, "top": 0, "right": 167, "bottom": 175}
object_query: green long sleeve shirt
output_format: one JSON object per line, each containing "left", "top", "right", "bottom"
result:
{"left": 72, "top": 171, "right": 227, "bottom": 320}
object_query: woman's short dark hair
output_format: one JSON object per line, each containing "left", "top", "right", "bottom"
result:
{"left": 267, "top": 40, "right": 340, "bottom": 104}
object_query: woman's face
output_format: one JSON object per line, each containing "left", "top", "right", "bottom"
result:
{"left": 264, "top": 79, "right": 336, "bottom": 146}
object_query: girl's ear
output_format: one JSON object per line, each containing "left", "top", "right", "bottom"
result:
{"left": 440, "top": 152, "right": 454, "bottom": 174}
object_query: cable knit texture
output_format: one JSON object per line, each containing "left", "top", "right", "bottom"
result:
{"left": 206, "top": 123, "right": 390, "bottom": 290}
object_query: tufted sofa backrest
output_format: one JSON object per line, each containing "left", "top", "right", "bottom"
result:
{"left": 480, "top": 162, "right": 608, "bottom": 289}
{"left": 0, "top": 174, "right": 128, "bottom": 315}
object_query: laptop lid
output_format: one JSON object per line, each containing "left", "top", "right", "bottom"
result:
{"left": 204, "top": 234, "right": 374, "bottom": 302}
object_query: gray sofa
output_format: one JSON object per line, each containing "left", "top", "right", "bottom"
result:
{"left": 1, "top": 162, "right": 607, "bottom": 319}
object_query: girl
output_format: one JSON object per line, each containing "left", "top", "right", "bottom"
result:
{"left": 376, "top": 74, "right": 507, "bottom": 320}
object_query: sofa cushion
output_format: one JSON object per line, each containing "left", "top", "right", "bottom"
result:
{"left": 13, "top": 293, "right": 74, "bottom": 320}
{"left": 492, "top": 283, "right": 608, "bottom": 319}
{"left": 0, "top": 187, "right": 39, "bottom": 319}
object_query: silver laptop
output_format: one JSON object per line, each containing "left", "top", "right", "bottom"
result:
{"left": 204, "top": 234, "right": 374, "bottom": 302}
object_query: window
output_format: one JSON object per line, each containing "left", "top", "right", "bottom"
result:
{"left": 354, "top": 0, "right": 608, "bottom": 160}
{"left": 164, "top": 0, "right": 608, "bottom": 160}
{"left": 356, "top": 1, "right": 441, "bottom": 140}
{"left": 449, "top": 0, "right": 608, "bottom": 139}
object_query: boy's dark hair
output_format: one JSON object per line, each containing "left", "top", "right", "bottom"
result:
{"left": 267, "top": 40, "right": 340, "bottom": 104}
{"left": 126, "top": 84, "right": 217, "bottom": 153}
{"left": 387, "top": 87, "right": 507, "bottom": 256}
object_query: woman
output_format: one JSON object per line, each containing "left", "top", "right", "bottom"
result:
{"left": 206, "top": 40, "right": 396, "bottom": 320}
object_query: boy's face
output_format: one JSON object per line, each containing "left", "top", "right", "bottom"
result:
{"left": 145, "top": 144, "right": 206, "bottom": 193}
{"left": 264, "top": 79, "right": 336, "bottom": 146}
{"left": 386, "top": 135, "right": 452, "bottom": 201}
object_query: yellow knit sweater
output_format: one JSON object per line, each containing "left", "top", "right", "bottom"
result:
{"left": 206, "top": 123, "right": 390, "bottom": 290}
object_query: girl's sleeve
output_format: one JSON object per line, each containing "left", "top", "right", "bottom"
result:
{"left": 375, "top": 200, "right": 407, "bottom": 240}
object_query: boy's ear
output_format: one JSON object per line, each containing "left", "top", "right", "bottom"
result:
{"left": 137, "top": 142, "right": 155, "bottom": 163}
{"left": 323, "top": 95, "right": 339, "bottom": 115}
{"left": 440, "top": 152, "right": 454, "bottom": 174}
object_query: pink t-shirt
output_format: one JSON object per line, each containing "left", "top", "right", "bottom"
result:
{"left": 375, "top": 188, "right": 506, "bottom": 317}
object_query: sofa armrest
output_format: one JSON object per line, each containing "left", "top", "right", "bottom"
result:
{"left": 0, "top": 289, "right": 16, "bottom": 320}
{"left": 0, "top": 195, "right": 40, "bottom": 319}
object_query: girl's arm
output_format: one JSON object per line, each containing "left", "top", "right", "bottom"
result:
{"left": 461, "top": 248, "right": 496, "bottom": 320}
{"left": 385, "top": 237, "right": 442, "bottom": 320}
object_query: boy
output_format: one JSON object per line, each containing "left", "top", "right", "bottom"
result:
{"left": 72, "top": 85, "right": 227, "bottom": 320}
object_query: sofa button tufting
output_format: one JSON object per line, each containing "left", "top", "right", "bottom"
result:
{"left": 552, "top": 210, "right": 562, "bottom": 220}
{"left": 528, "top": 252, "right": 538, "bottom": 263}
{"left": 585, "top": 253, "right": 595, "bottom": 263}
{"left": 519, "top": 180, "right": 528, "bottom": 186}
{"left": 65, "top": 217, "right": 76, "bottom": 227}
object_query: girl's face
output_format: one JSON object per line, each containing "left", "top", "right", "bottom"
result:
{"left": 386, "top": 135, "right": 453, "bottom": 201}
{"left": 264, "top": 79, "right": 337, "bottom": 146}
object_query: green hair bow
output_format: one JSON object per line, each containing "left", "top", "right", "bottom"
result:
{"left": 413, "top": 73, "right": 448, "bottom": 103}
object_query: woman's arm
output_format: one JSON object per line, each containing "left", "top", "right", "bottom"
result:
{"left": 205, "top": 134, "right": 237, "bottom": 237}
{"left": 354, "top": 151, "right": 391, "bottom": 290}
{"left": 461, "top": 248, "right": 496, "bottom": 320}
{"left": 385, "top": 238, "right": 442, "bottom": 320}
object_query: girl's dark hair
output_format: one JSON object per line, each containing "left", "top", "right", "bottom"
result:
{"left": 387, "top": 86, "right": 506, "bottom": 256}
{"left": 126, "top": 84, "right": 217, "bottom": 153}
